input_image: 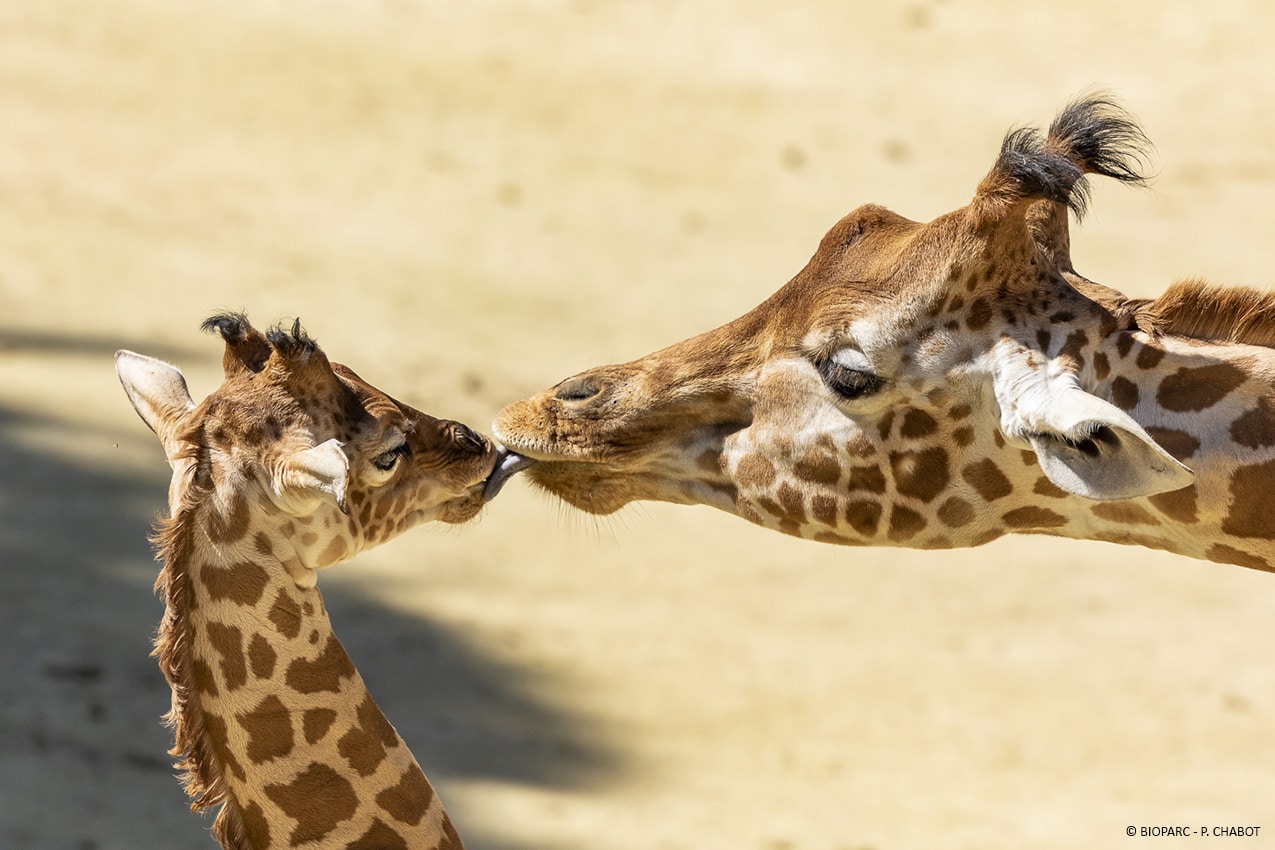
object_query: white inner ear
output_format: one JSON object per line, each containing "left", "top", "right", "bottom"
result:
{"left": 273, "top": 438, "right": 350, "bottom": 514}
{"left": 114, "top": 350, "right": 195, "bottom": 461}
{"left": 987, "top": 341, "right": 1194, "bottom": 501}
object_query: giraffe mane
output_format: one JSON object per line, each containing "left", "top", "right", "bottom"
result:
{"left": 150, "top": 435, "right": 253, "bottom": 850}
{"left": 1132, "top": 278, "right": 1275, "bottom": 348}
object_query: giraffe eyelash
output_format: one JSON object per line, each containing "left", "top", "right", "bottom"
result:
{"left": 816, "top": 358, "right": 886, "bottom": 400}
{"left": 372, "top": 442, "right": 411, "bottom": 471}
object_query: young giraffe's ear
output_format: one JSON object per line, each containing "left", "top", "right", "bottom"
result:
{"left": 991, "top": 351, "right": 1194, "bottom": 501}
{"left": 115, "top": 350, "right": 196, "bottom": 463}
{"left": 272, "top": 438, "right": 350, "bottom": 515}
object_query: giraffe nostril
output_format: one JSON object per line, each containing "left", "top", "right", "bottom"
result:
{"left": 554, "top": 375, "right": 603, "bottom": 403}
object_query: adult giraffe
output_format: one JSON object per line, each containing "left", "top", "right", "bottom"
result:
{"left": 491, "top": 95, "right": 1275, "bottom": 573}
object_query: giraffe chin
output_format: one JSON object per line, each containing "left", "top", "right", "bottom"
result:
{"left": 435, "top": 485, "right": 491, "bottom": 524}
{"left": 517, "top": 461, "right": 649, "bottom": 515}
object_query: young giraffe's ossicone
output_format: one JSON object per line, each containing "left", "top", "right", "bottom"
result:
{"left": 492, "top": 95, "right": 1275, "bottom": 573}
{"left": 117, "top": 313, "right": 501, "bottom": 850}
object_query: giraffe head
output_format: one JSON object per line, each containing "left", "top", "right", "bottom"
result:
{"left": 118, "top": 313, "right": 500, "bottom": 570}
{"left": 492, "top": 97, "right": 1197, "bottom": 547}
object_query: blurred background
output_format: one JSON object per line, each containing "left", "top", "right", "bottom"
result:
{"left": 2, "top": 2, "right": 1273, "bottom": 848}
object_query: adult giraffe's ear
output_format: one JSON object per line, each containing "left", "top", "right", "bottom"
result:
{"left": 270, "top": 438, "right": 350, "bottom": 515}
{"left": 1020, "top": 389, "right": 1195, "bottom": 501}
{"left": 115, "top": 350, "right": 196, "bottom": 464}
{"left": 990, "top": 346, "right": 1194, "bottom": 501}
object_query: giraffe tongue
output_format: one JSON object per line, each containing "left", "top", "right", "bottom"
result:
{"left": 482, "top": 449, "right": 535, "bottom": 502}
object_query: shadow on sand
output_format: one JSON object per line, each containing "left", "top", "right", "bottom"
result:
{"left": 0, "top": 328, "right": 620, "bottom": 850}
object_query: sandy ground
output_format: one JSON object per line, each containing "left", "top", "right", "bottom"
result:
{"left": 2, "top": 2, "right": 1274, "bottom": 848}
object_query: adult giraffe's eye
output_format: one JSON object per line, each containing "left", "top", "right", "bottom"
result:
{"left": 817, "top": 348, "right": 885, "bottom": 400}
{"left": 372, "top": 442, "right": 411, "bottom": 471}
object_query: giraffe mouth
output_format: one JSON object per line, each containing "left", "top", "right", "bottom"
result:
{"left": 482, "top": 448, "right": 536, "bottom": 502}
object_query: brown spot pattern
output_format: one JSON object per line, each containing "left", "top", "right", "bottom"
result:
{"left": 776, "top": 482, "right": 808, "bottom": 523}
{"left": 845, "top": 501, "right": 883, "bottom": 537}
{"left": 952, "top": 426, "right": 975, "bottom": 447}
{"left": 205, "top": 622, "right": 248, "bottom": 691}
{"left": 1031, "top": 477, "right": 1068, "bottom": 498}
{"left": 376, "top": 763, "right": 435, "bottom": 826}
{"left": 961, "top": 459, "right": 1012, "bottom": 502}
{"left": 1116, "top": 334, "right": 1134, "bottom": 358}
{"left": 1091, "top": 502, "right": 1161, "bottom": 526}
{"left": 846, "top": 435, "right": 875, "bottom": 458}
{"left": 349, "top": 819, "right": 409, "bottom": 850}
{"left": 793, "top": 448, "right": 840, "bottom": 485}
{"left": 240, "top": 801, "right": 271, "bottom": 849}
{"left": 193, "top": 658, "right": 219, "bottom": 696}
{"left": 338, "top": 694, "right": 401, "bottom": 776}
{"left": 1093, "top": 351, "right": 1110, "bottom": 381}
{"left": 1001, "top": 506, "right": 1068, "bottom": 529}
{"left": 887, "top": 505, "right": 927, "bottom": 541}
{"left": 847, "top": 465, "right": 886, "bottom": 494}
{"left": 1206, "top": 544, "right": 1272, "bottom": 572}
{"left": 937, "top": 496, "right": 975, "bottom": 527}
{"left": 1148, "top": 486, "right": 1198, "bottom": 524}
{"left": 303, "top": 708, "right": 338, "bottom": 744}
{"left": 735, "top": 454, "right": 777, "bottom": 489}
{"left": 248, "top": 633, "right": 276, "bottom": 679}
{"left": 285, "top": 634, "right": 357, "bottom": 694}
{"left": 199, "top": 561, "right": 270, "bottom": 607}
{"left": 900, "top": 408, "right": 939, "bottom": 438}
{"left": 1110, "top": 376, "right": 1139, "bottom": 411}
{"left": 1058, "top": 329, "right": 1088, "bottom": 369}
{"left": 1144, "top": 427, "right": 1200, "bottom": 461}
{"left": 1230, "top": 398, "right": 1275, "bottom": 449}
{"left": 1135, "top": 343, "right": 1164, "bottom": 370}
{"left": 1221, "top": 460, "right": 1275, "bottom": 539}
{"left": 268, "top": 590, "right": 302, "bottom": 639}
{"left": 264, "top": 762, "right": 358, "bottom": 846}
{"left": 890, "top": 447, "right": 950, "bottom": 502}
{"left": 1157, "top": 362, "right": 1247, "bottom": 412}
{"left": 811, "top": 494, "right": 838, "bottom": 525}
{"left": 966, "top": 297, "right": 992, "bottom": 330}
{"left": 205, "top": 492, "right": 250, "bottom": 544}
{"left": 237, "top": 694, "right": 294, "bottom": 764}
{"left": 203, "top": 714, "right": 246, "bottom": 781}
{"left": 876, "top": 411, "right": 895, "bottom": 441}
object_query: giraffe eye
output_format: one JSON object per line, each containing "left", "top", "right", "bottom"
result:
{"left": 372, "top": 442, "right": 411, "bottom": 471}
{"left": 817, "top": 358, "right": 885, "bottom": 400}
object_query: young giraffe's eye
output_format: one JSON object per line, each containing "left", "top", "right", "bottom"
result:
{"left": 372, "top": 442, "right": 411, "bottom": 472}
{"left": 816, "top": 348, "right": 886, "bottom": 400}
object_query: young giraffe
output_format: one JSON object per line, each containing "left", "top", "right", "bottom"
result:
{"left": 116, "top": 314, "right": 494, "bottom": 850}
{"left": 490, "top": 96, "right": 1275, "bottom": 573}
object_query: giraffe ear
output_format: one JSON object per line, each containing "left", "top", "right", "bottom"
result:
{"left": 272, "top": 438, "right": 350, "bottom": 515}
{"left": 1013, "top": 387, "right": 1195, "bottom": 501}
{"left": 115, "top": 350, "right": 196, "bottom": 462}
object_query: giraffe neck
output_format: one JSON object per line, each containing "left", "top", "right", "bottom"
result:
{"left": 1045, "top": 328, "right": 1275, "bottom": 570}
{"left": 156, "top": 486, "right": 462, "bottom": 850}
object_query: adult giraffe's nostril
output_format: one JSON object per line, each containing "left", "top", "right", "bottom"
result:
{"left": 554, "top": 375, "right": 603, "bottom": 403}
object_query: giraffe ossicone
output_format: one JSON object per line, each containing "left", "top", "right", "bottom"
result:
{"left": 118, "top": 313, "right": 501, "bottom": 849}
{"left": 493, "top": 95, "right": 1275, "bottom": 573}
